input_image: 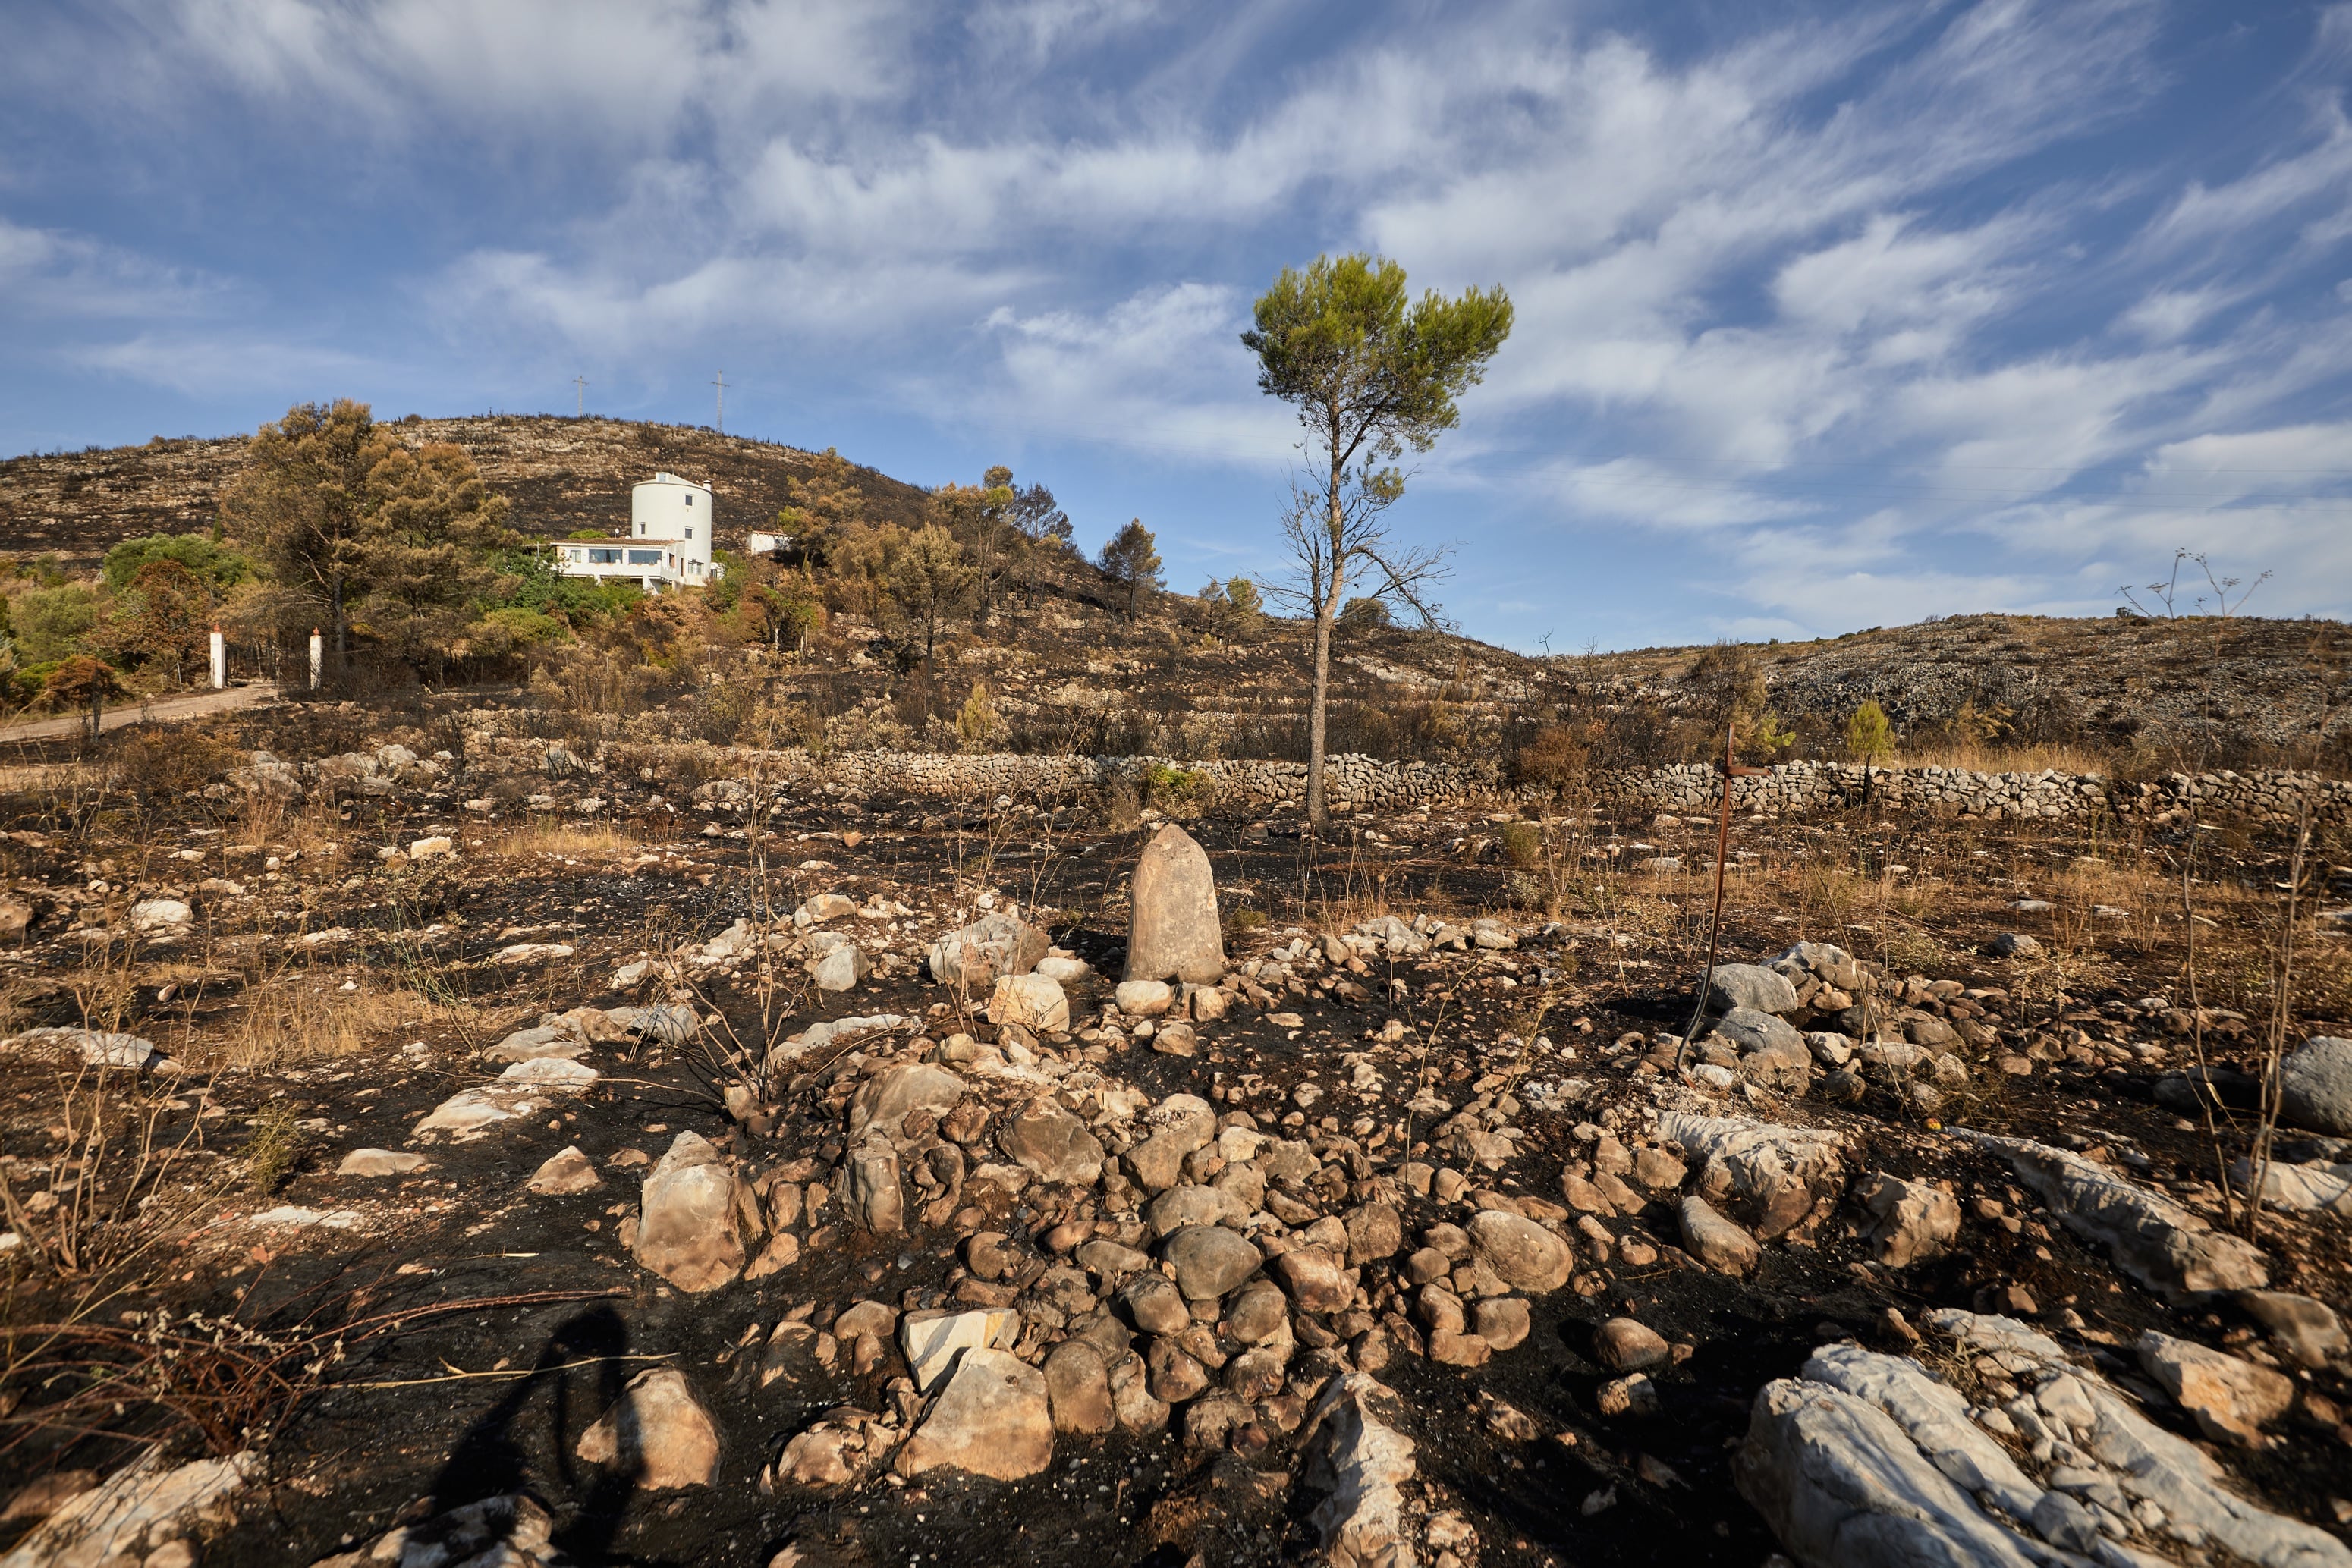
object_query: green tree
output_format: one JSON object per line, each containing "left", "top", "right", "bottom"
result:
{"left": 12, "top": 585, "right": 98, "bottom": 663}
{"left": 1845, "top": 699, "right": 1894, "bottom": 764}
{"left": 101, "top": 533, "right": 255, "bottom": 595}
{"left": 1009, "top": 476, "right": 1071, "bottom": 604}
{"left": 1337, "top": 595, "right": 1391, "bottom": 633}
{"left": 886, "top": 523, "right": 976, "bottom": 662}
{"left": 356, "top": 440, "right": 514, "bottom": 672}
{"left": 1242, "top": 252, "right": 1512, "bottom": 825}
{"left": 1224, "top": 576, "right": 1262, "bottom": 620}
{"left": 220, "top": 400, "right": 386, "bottom": 668}
{"left": 1687, "top": 642, "right": 1796, "bottom": 762}
{"left": 1096, "top": 519, "right": 1162, "bottom": 614}
{"left": 935, "top": 470, "right": 1020, "bottom": 621}
{"left": 774, "top": 447, "right": 870, "bottom": 570}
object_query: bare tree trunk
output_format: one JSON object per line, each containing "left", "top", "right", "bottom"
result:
{"left": 1308, "top": 602, "right": 1334, "bottom": 827}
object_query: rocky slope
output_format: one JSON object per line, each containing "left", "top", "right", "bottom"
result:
{"left": 0, "top": 414, "right": 931, "bottom": 563}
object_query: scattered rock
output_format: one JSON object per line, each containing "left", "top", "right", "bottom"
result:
{"left": 1989, "top": 932, "right": 2042, "bottom": 958}
{"left": 2138, "top": 1331, "right": 2294, "bottom": 1447}
{"left": 1593, "top": 1318, "right": 1669, "bottom": 1372}
{"left": 633, "top": 1131, "right": 747, "bottom": 1293}
{"left": 987, "top": 973, "right": 1069, "bottom": 1032}
{"left": 1854, "top": 1174, "right": 1959, "bottom": 1268}
{"left": 926, "top": 912, "right": 1049, "bottom": 989}
{"left": 1044, "top": 1340, "right": 1116, "bottom": 1435}
{"left": 1125, "top": 824, "right": 1225, "bottom": 984}
{"left": 901, "top": 1308, "right": 1020, "bottom": 1394}
{"left": 311, "top": 1495, "right": 561, "bottom": 1568}
{"left": 576, "top": 1367, "right": 720, "bottom": 1488}
{"left": 0, "top": 1449, "right": 253, "bottom": 1568}
{"left": 526, "top": 1145, "right": 602, "bottom": 1196}
{"left": 804, "top": 940, "right": 870, "bottom": 993}
{"left": 337, "top": 1148, "right": 426, "bottom": 1178}
{"left": 1657, "top": 1112, "right": 1845, "bottom": 1240}
{"left": 843, "top": 1136, "right": 906, "bottom": 1234}
{"left": 901, "top": 1349, "right": 1054, "bottom": 1481}
{"left": 1161, "top": 1225, "right": 1262, "bottom": 1300}
{"left": 1114, "top": 979, "right": 1173, "bottom": 1017}
{"left": 1700, "top": 963, "right": 1800, "bottom": 1015}
{"left": 998, "top": 1095, "right": 1106, "bottom": 1186}
{"left": 8, "top": 1027, "right": 160, "bottom": 1071}
{"left": 1678, "top": 1196, "right": 1760, "bottom": 1277}
{"left": 2235, "top": 1290, "right": 2347, "bottom": 1368}
{"left": 1464, "top": 1210, "right": 1573, "bottom": 1293}
{"left": 847, "top": 1062, "right": 967, "bottom": 1144}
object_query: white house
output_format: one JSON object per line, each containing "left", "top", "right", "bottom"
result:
{"left": 552, "top": 472, "right": 725, "bottom": 592}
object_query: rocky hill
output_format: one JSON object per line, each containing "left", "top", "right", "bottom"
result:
{"left": 0, "top": 413, "right": 932, "bottom": 564}
{"left": 1563, "top": 614, "right": 2350, "bottom": 762}
{"left": 5, "top": 416, "right": 2345, "bottom": 773}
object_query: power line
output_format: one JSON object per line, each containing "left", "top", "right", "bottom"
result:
{"left": 573, "top": 374, "right": 587, "bottom": 416}
{"left": 713, "top": 370, "right": 727, "bottom": 433}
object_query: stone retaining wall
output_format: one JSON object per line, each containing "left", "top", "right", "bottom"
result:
{"left": 473, "top": 728, "right": 2350, "bottom": 829}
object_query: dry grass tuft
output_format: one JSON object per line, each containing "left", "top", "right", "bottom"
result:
{"left": 190, "top": 976, "right": 471, "bottom": 1070}
{"left": 486, "top": 819, "right": 644, "bottom": 860}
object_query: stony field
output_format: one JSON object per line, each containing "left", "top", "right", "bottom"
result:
{"left": 1, "top": 702, "right": 2349, "bottom": 1568}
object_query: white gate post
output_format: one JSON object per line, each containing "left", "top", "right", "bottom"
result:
{"left": 209, "top": 626, "right": 226, "bottom": 689}
{"left": 310, "top": 628, "right": 323, "bottom": 690}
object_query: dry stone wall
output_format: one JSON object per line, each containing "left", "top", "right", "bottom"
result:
{"left": 468, "top": 729, "right": 2351, "bottom": 829}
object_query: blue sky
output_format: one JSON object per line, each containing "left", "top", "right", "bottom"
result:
{"left": 4, "top": 1, "right": 2349, "bottom": 651}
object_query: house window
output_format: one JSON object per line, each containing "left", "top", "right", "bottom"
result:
{"left": 684, "top": 495, "right": 693, "bottom": 506}
{"left": 684, "top": 526, "right": 693, "bottom": 539}
{"left": 587, "top": 548, "right": 621, "bottom": 564}
{"left": 627, "top": 548, "right": 662, "bottom": 565}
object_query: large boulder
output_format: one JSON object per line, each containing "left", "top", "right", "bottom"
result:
{"left": 847, "top": 1062, "right": 967, "bottom": 1144}
{"left": 1962, "top": 1131, "right": 2268, "bottom": 1302}
{"left": 899, "top": 1349, "right": 1054, "bottom": 1481}
{"left": 633, "top": 1133, "right": 746, "bottom": 1293}
{"left": 1125, "top": 824, "right": 1225, "bottom": 984}
{"left": 926, "top": 913, "right": 1050, "bottom": 990}
{"left": 2280, "top": 1036, "right": 2352, "bottom": 1136}
{"left": 998, "top": 1096, "right": 1106, "bottom": 1186}
{"left": 575, "top": 1367, "right": 719, "bottom": 1488}
{"left": 1738, "top": 1313, "right": 2352, "bottom": 1568}
{"left": 1700, "top": 963, "right": 1800, "bottom": 1016}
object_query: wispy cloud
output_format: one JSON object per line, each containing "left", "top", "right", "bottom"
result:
{"left": 2, "top": 0, "right": 2347, "bottom": 643}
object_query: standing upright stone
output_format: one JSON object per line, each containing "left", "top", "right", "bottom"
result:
{"left": 1126, "top": 824, "right": 1225, "bottom": 985}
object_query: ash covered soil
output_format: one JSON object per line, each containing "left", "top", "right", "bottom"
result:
{"left": 2, "top": 709, "right": 2350, "bottom": 1568}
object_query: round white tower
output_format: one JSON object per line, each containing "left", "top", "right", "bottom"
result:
{"left": 630, "top": 472, "right": 715, "bottom": 570}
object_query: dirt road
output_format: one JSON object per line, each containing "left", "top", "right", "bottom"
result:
{"left": 0, "top": 681, "right": 281, "bottom": 743}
